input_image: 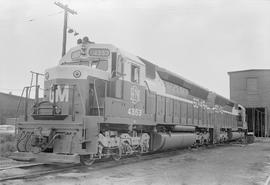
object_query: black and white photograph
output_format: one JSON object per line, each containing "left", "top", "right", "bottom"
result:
{"left": 1, "top": 0, "right": 270, "bottom": 184}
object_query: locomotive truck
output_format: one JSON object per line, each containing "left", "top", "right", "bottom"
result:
{"left": 11, "top": 37, "right": 247, "bottom": 165}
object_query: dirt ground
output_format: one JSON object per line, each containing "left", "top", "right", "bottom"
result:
{"left": 3, "top": 140, "right": 270, "bottom": 185}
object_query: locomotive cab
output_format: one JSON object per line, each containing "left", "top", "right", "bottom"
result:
{"left": 23, "top": 35, "right": 150, "bottom": 125}
{"left": 41, "top": 38, "right": 133, "bottom": 118}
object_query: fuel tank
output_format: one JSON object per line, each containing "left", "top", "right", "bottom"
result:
{"left": 152, "top": 132, "right": 196, "bottom": 151}
{"left": 172, "top": 125, "right": 195, "bottom": 132}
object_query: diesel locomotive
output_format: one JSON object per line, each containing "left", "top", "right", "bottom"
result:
{"left": 11, "top": 37, "right": 247, "bottom": 165}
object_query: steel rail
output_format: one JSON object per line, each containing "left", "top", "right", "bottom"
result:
{"left": 0, "top": 142, "right": 246, "bottom": 182}
{"left": 0, "top": 164, "right": 80, "bottom": 182}
{"left": 0, "top": 162, "right": 43, "bottom": 171}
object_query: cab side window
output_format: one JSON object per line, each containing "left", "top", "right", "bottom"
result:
{"left": 116, "top": 56, "right": 123, "bottom": 76}
{"left": 131, "top": 65, "right": 140, "bottom": 83}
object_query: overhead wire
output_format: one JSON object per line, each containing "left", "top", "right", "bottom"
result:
{"left": 25, "top": 11, "right": 63, "bottom": 22}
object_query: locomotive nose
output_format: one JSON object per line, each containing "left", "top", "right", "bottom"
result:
{"left": 44, "top": 65, "right": 110, "bottom": 81}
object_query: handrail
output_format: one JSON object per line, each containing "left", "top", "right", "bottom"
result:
{"left": 16, "top": 87, "right": 26, "bottom": 117}
{"left": 71, "top": 85, "right": 75, "bottom": 121}
{"left": 28, "top": 72, "right": 34, "bottom": 98}
{"left": 144, "top": 80, "right": 151, "bottom": 92}
{"left": 15, "top": 85, "right": 41, "bottom": 122}
{"left": 93, "top": 79, "right": 100, "bottom": 116}
{"left": 24, "top": 87, "right": 29, "bottom": 121}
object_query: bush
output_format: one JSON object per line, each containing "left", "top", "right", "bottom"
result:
{"left": 0, "top": 134, "right": 16, "bottom": 157}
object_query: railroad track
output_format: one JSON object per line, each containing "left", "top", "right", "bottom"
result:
{"left": 0, "top": 162, "right": 43, "bottom": 171}
{"left": 0, "top": 148, "right": 192, "bottom": 182}
{"left": 0, "top": 163, "right": 81, "bottom": 182}
{"left": 0, "top": 142, "right": 246, "bottom": 182}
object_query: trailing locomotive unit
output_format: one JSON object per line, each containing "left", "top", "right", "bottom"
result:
{"left": 12, "top": 37, "right": 247, "bottom": 164}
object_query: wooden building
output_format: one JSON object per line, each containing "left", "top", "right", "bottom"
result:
{"left": 228, "top": 69, "right": 270, "bottom": 137}
{"left": 0, "top": 92, "right": 34, "bottom": 124}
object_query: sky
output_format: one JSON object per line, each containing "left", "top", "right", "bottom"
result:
{"left": 1, "top": 0, "right": 270, "bottom": 99}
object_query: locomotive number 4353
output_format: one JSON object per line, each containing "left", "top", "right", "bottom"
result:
{"left": 128, "top": 108, "right": 142, "bottom": 116}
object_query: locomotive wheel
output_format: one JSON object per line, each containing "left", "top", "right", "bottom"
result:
{"left": 80, "top": 154, "right": 95, "bottom": 166}
{"left": 135, "top": 145, "right": 144, "bottom": 156}
{"left": 112, "top": 147, "right": 122, "bottom": 161}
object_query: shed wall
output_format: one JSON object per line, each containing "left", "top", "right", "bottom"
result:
{"left": 229, "top": 70, "right": 270, "bottom": 136}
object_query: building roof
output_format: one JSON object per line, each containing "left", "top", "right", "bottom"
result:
{"left": 0, "top": 92, "right": 34, "bottom": 101}
{"left": 0, "top": 92, "right": 22, "bottom": 99}
{"left": 228, "top": 69, "right": 270, "bottom": 75}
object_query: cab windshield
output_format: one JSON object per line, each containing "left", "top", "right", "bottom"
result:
{"left": 61, "top": 59, "right": 108, "bottom": 71}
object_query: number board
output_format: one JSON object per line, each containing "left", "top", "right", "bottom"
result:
{"left": 89, "top": 48, "right": 110, "bottom": 57}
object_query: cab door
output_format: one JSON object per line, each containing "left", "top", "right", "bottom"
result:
{"left": 124, "top": 62, "right": 145, "bottom": 118}
{"left": 110, "top": 53, "right": 124, "bottom": 99}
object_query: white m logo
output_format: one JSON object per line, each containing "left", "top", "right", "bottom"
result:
{"left": 49, "top": 85, "right": 69, "bottom": 103}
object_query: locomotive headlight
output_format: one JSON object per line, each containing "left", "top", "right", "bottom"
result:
{"left": 73, "top": 70, "right": 81, "bottom": 78}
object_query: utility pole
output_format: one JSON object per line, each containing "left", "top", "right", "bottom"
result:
{"left": 54, "top": 2, "right": 77, "bottom": 57}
